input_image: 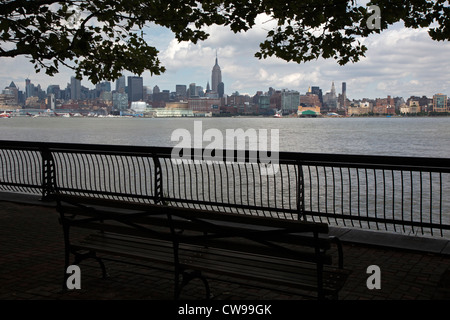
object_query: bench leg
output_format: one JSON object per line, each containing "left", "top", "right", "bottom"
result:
{"left": 175, "top": 270, "right": 211, "bottom": 300}
{"left": 72, "top": 251, "right": 109, "bottom": 279}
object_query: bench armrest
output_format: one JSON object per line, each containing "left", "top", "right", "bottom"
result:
{"left": 328, "top": 236, "right": 344, "bottom": 269}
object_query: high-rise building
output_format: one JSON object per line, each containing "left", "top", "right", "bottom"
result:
{"left": 323, "top": 81, "right": 338, "bottom": 111}
{"left": 176, "top": 85, "right": 187, "bottom": 98}
{"left": 341, "top": 82, "right": 347, "bottom": 107}
{"left": 218, "top": 82, "right": 224, "bottom": 98}
{"left": 310, "top": 86, "right": 323, "bottom": 105}
{"left": 281, "top": 90, "right": 300, "bottom": 112}
{"left": 96, "top": 81, "right": 111, "bottom": 97}
{"left": 25, "top": 78, "right": 34, "bottom": 99}
{"left": 5, "top": 81, "right": 19, "bottom": 105}
{"left": 211, "top": 53, "right": 222, "bottom": 94}
{"left": 115, "top": 76, "right": 126, "bottom": 93}
{"left": 196, "top": 86, "right": 204, "bottom": 97}
{"left": 47, "top": 85, "right": 61, "bottom": 100}
{"left": 127, "top": 76, "right": 143, "bottom": 102}
{"left": 47, "top": 93, "right": 55, "bottom": 110}
{"left": 113, "top": 92, "right": 129, "bottom": 110}
{"left": 433, "top": 93, "right": 448, "bottom": 113}
{"left": 188, "top": 83, "right": 197, "bottom": 98}
{"left": 330, "top": 81, "right": 336, "bottom": 98}
{"left": 70, "top": 76, "right": 81, "bottom": 101}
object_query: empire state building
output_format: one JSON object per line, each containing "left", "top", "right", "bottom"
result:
{"left": 211, "top": 54, "right": 222, "bottom": 94}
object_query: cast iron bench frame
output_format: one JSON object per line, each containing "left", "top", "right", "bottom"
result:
{"left": 56, "top": 194, "right": 350, "bottom": 300}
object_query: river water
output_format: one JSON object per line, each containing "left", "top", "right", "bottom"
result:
{"left": 1, "top": 116, "right": 450, "bottom": 236}
{"left": 1, "top": 116, "right": 450, "bottom": 158}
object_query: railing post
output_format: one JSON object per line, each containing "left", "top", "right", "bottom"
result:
{"left": 297, "top": 161, "right": 305, "bottom": 220}
{"left": 153, "top": 155, "right": 164, "bottom": 205}
{"left": 40, "top": 147, "right": 56, "bottom": 201}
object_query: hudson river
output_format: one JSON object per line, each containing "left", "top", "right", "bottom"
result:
{"left": 1, "top": 116, "right": 450, "bottom": 158}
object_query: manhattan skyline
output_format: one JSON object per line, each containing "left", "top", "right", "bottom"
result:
{"left": 1, "top": 16, "right": 450, "bottom": 100}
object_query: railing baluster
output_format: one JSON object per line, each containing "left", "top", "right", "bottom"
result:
{"left": 1, "top": 141, "right": 450, "bottom": 238}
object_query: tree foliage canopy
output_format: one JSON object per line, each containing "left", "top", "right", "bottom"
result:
{"left": 1, "top": 0, "right": 449, "bottom": 83}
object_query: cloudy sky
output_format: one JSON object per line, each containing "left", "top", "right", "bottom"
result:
{"left": 1, "top": 12, "right": 450, "bottom": 100}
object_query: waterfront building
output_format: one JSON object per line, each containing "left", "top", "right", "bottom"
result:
{"left": 400, "top": 104, "right": 420, "bottom": 114}
{"left": 258, "top": 95, "right": 270, "bottom": 111}
{"left": 112, "top": 92, "right": 129, "bottom": 111}
{"left": 433, "top": 93, "right": 448, "bottom": 113}
{"left": 130, "top": 101, "right": 147, "bottom": 112}
{"left": 151, "top": 101, "right": 194, "bottom": 117}
{"left": 298, "top": 106, "right": 321, "bottom": 117}
{"left": 281, "top": 90, "right": 300, "bottom": 113}
{"left": 188, "top": 97, "right": 221, "bottom": 116}
{"left": 347, "top": 101, "right": 372, "bottom": 116}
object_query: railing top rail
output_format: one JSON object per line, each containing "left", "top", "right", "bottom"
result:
{"left": 1, "top": 140, "right": 450, "bottom": 172}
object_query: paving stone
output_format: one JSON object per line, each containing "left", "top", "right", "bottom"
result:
{"left": 1, "top": 199, "right": 450, "bottom": 301}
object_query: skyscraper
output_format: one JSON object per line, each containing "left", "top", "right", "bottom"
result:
{"left": 211, "top": 53, "right": 222, "bottom": 94}
{"left": 217, "top": 82, "right": 224, "bottom": 98}
{"left": 281, "top": 90, "right": 300, "bottom": 112}
{"left": 189, "top": 83, "right": 197, "bottom": 98}
{"left": 127, "top": 76, "right": 143, "bottom": 102}
{"left": 176, "top": 85, "right": 187, "bottom": 98}
{"left": 342, "top": 82, "right": 347, "bottom": 108}
{"left": 323, "top": 81, "right": 338, "bottom": 111}
{"left": 330, "top": 81, "right": 336, "bottom": 98}
{"left": 310, "top": 86, "right": 323, "bottom": 105}
{"left": 70, "top": 76, "right": 81, "bottom": 101}
{"left": 116, "top": 76, "right": 126, "bottom": 93}
{"left": 25, "top": 78, "right": 34, "bottom": 99}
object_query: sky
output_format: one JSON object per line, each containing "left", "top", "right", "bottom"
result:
{"left": 1, "top": 13, "right": 450, "bottom": 100}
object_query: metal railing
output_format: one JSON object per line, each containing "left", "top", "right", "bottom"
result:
{"left": 1, "top": 140, "right": 449, "bottom": 238}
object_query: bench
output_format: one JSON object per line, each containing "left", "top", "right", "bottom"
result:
{"left": 56, "top": 194, "right": 351, "bottom": 300}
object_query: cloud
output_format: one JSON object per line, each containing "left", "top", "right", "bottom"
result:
{"left": 154, "top": 14, "right": 450, "bottom": 99}
{"left": 1, "top": 14, "right": 450, "bottom": 101}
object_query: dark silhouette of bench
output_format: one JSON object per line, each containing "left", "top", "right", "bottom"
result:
{"left": 56, "top": 194, "right": 350, "bottom": 300}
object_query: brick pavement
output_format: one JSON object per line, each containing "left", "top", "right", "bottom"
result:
{"left": 1, "top": 200, "right": 450, "bottom": 301}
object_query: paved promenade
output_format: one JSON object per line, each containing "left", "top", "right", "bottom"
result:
{"left": 1, "top": 196, "right": 450, "bottom": 302}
